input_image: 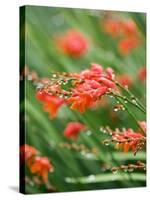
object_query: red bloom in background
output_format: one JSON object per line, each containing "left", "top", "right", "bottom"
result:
{"left": 20, "top": 144, "right": 37, "bottom": 165}
{"left": 64, "top": 122, "right": 85, "bottom": 140}
{"left": 56, "top": 29, "right": 89, "bottom": 57}
{"left": 67, "top": 64, "right": 115, "bottom": 112}
{"left": 113, "top": 129, "right": 145, "bottom": 153}
{"left": 103, "top": 19, "right": 121, "bottom": 37}
{"left": 138, "top": 67, "right": 146, "bottom": 81}
{"left": 36, "top": 90, "right": 64, "bottom": 119}
{"left": 121, "top": 20, "right": 138, "bottom": 37}
{"left": 29, "top": 157, "right": 54, "bottom": 183}
{"left": 118, "top": 37, "right": 140, "bottom": 55}
{"left": 103, "top": 18, "right": 140, "bottom": 55}
{"left": 117, "top": 74, "right": 133, "bottom": 87}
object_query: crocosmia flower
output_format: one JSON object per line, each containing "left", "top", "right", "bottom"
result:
{"left": 29, "top": 157, "right": 54, "bottom": 183}
{"left": 36, "top": 90, "right": 64, "bottom": 119}
{"left": 103, "top": 19, "right": 121, "bottom": 37}
{"left": 64, "top": 122, "right": 85, "bottom": 140}
{"left": 113, "top": 128, "right": 145, "bottom": 154}
{"left": 67, "top": 64, "right": 115, "bottom": 112}
{"left": 118, "top": 37, "right": 139, "bottom": 55}
{"left": 20, "top": 144, "right": 54, "bottom": 183}
{"left": 121, "top": 20, "right": 138, "bottom": 37}
{"left": 56, "top": 29, "right": 89, "bottom": 57}
{"left": 20, "top": 144, "right": 38, "bottom": 164}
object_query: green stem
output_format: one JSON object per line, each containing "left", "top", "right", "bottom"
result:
{"left": 111, "top": 92, "right": 146, "bottom": 114}
{"left": 65, "top": 173, "right": 146, "bottom": 184}
{"left": 116, "top": 82, "right": 146, "bottom": 112}
{"left": 115, "top": 97, "right": 145, "bottom": 135}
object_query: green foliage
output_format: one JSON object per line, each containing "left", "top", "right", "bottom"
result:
{"left": 20, "top": 5, "right": 146, "bottom": 194}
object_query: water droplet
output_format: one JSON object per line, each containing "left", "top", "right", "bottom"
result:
{"left": 81, "top": 151, "right": 86, "bottom": 156}
{"left": 27, "top": 74, "right": 32, "bottom": 81}
{"left": 52, "top": 74, "right": 57, "bottom": 78}
{"left": 122, "top": 107, "right": 126, "bottom": 111}
{"left": 100, "top": 127, "right": 104, "bottom": 132}
{"left": 114, "top": 108, "right": 118, "bottom": 112}
{"left": 112, "top": 169, "right": 118, "bottom": 174}
{"left": 104, "top": 140, "right": 110, "bottom": 146}
{"left": 132, "top": 99, "right": 137, "bottom": 104}
{"left": 128, "top": 168, "right": 134, "bottom": 172}
{"left": 59, "top": 95, "right": 63, "bottom": 98}
{"left": 86, "top": 130, "right": 92, "bottom": 136}
{"left": 124, "top": 100, "right": 128, "bottom": 104}
{"left": 85, "top": 153, "right": 94, "bottom": 159}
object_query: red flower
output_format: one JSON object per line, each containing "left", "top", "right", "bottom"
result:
{"left": 29, "top": 157, "right": 54, "bottom": 183}
{"left": 56, "top": 29, "right": 89, "bottom": 57}
{"left": 118, "top": 37, "right": 139, "bottom": 55}
{"left": 67, "top": 80, "right": 108, "bottom": 112}
{"left": 36, "top": 90, "right": 64, "bottom": 119}
{"left": 67, "top": 64, "right": 115, "bottom": 112}
{"left": 117, "top": 74, "right": 133, "bottom": 87}
{"left": 20, "top": 144, "right": 37, "bottom": 164}
{"left": 113, "top": 129, "right": 145, "bottom": 153}
{"left": 64, "top": 122, "right": 85, "bottom": 140}
{"left": 138, "top": 67, "right": 146, "bottom": 81}
{"left": 121, "top": 20, "right": 137, "bottom": 37}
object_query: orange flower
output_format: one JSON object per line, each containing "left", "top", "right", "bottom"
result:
{"left": 118, "top": 37, "right": 140, "bottom": 55}
{"left": 30, "top": 157, "right": 54, "bottom": 183}
{"left": 67, "top": 64, "right": 115, "bottom": 112}
{"left": 64, "top": 122, "right": 85, "bottom": 140}
{"left": 20, "top": 144, "right": 37, "bottom": 164}
{"left": 56, "top": 29, "right": 89, "bottom": 57}
{"left": 20, "top": 144, "right": 54, "bottom": 183}
{"left": 67, "top": 80, "right": 108, "bottom": 113}
{"left": 36, "top": 90, "right": 64, "bottom": 119}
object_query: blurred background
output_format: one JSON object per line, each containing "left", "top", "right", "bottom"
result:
{"left": 20, "top": 5, "right": 146, "bottom": 194}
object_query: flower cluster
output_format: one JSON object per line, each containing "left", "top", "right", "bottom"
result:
{"left": 20, "top": 144, "right": 54, "bottom": 183}
{"left": 67, "top": 63, "right": 115, "bottom": 112}
{"left": 102, "top": 125, "right": 146, "bottom": 155}
{"left": 103, "top": 18, "right": 141, "bottom": 55}
{"left": 56, "top": 29, "right": 89, "bottom": 57}
{"left": 39, "top": 63, "right": 116, "bottom": 114}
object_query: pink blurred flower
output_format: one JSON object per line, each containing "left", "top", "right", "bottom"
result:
{"left": 56, "top": 29, "right": 89, "bottom": 57}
